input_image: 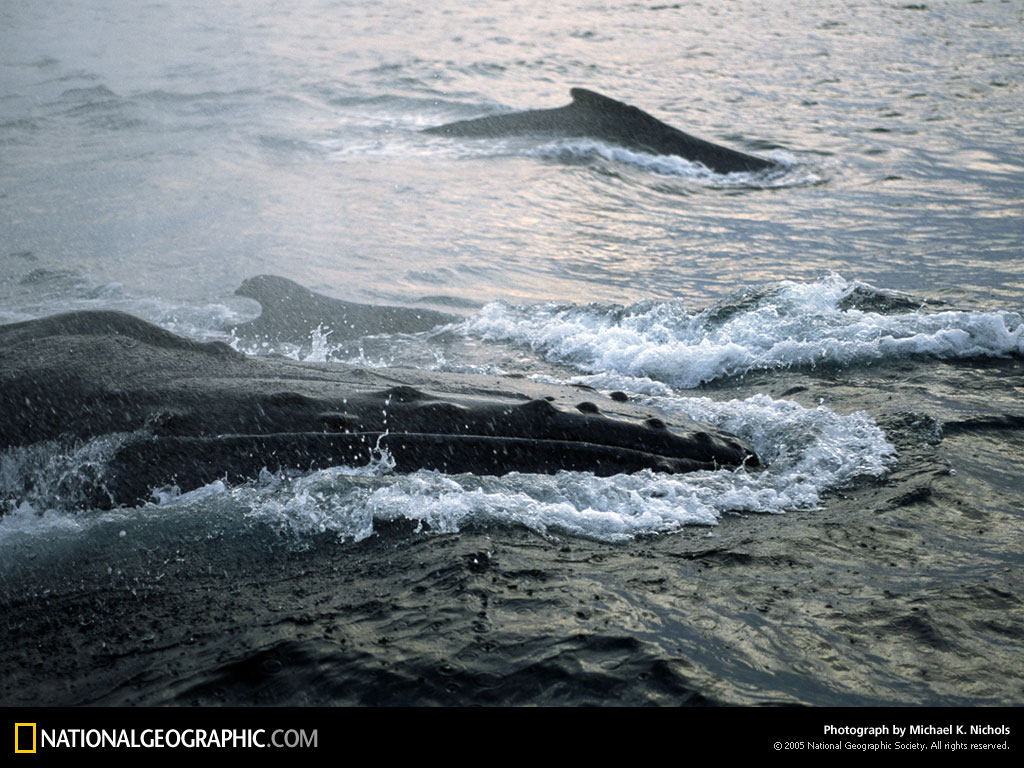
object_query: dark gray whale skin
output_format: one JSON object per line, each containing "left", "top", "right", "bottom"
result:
{"left": 424, "top": 88, "right": 777, "bottom": 174}
{"left": 233, "top": 274, "right": 457, "bottom": 343}
{"left": 0, "top": 309, "right": 757, "bottom": 509}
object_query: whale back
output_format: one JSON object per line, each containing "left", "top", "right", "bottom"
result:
{"left": 233, "top": 274, "right": 456, "bottom": 343}
{"left": 424, "top": 88, "right": 776, "bottom": 174}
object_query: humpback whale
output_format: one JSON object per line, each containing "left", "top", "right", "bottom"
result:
{"left": 233, "top": 274, "right": 457, "bottom": 344}
{"left": 1, "top": 302, "right": 758, "bottom": 509}
{"left": 424, "top": 88, "right": 777, "bottom": 174}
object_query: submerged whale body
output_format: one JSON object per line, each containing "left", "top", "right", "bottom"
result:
{"left": 424, "top": 87, "right": 777, "bottom": 174}
{"left": 0, "top": 299, "right": 758, "bottom": 509}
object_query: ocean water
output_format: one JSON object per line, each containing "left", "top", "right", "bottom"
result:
{"left": 1, "top": 0, "right": 1022, "bottom": 706}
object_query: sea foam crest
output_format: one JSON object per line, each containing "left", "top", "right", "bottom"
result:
{"left": 464, "top": 275, "right": 1023, "bottom": 388}
{"left": 0, "top": 434, "right": 128, "bottom": 515}
{"left": 530, "top": 138, "right": 804, "bottom": 185}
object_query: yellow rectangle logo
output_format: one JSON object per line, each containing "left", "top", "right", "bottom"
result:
{"left": 14, "top": 723, "right": 37, "bottom": 754}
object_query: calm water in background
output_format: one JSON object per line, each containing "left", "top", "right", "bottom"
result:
{"left": 3, "top": 0, "right": 1021, "bottom": 314}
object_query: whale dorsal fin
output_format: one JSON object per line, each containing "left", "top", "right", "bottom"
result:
{"left": 569, "top": 88, "right": 628, "bottom": 112}
{"left": 233, "top": 274, "right": 456, "bottom": 343}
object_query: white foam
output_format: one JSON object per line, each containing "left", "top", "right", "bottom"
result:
{"left": 0, "top": 383, "right": 893, "bottom": 545}
{"left": 10, "top": 294, "right": 244, "bottom": 345}
{"left": 134, "top": 391, "right": 893, "bottom": 544}
{"left": 0, "top": 434, "right": 130, "bottom": 516}
{"left": 259, "top": 389, "right": 886, "bottom": 542}
{"left": 228, "top": 324, "right": 337, "bottom": 362}
{"left": 0, "top": 501, "right": 89, "bottom": 542}
{"left": 1, "top": 276, "right": 917, "bottom": 545}
{"left": 464, "top": 275, "right": 1023, "bottom": 388}
{"left": 529, "top": 138, "right": 809, "bottom": 185}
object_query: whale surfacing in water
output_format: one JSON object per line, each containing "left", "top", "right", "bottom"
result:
{"left": 1, "top": 300, "right": 758, "bottom": 509}
{"left": 233, "top": 274, "right": 457, "bottom": 344}
{"left": 424, "top": 87, "right": 777, "bottom": 174}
